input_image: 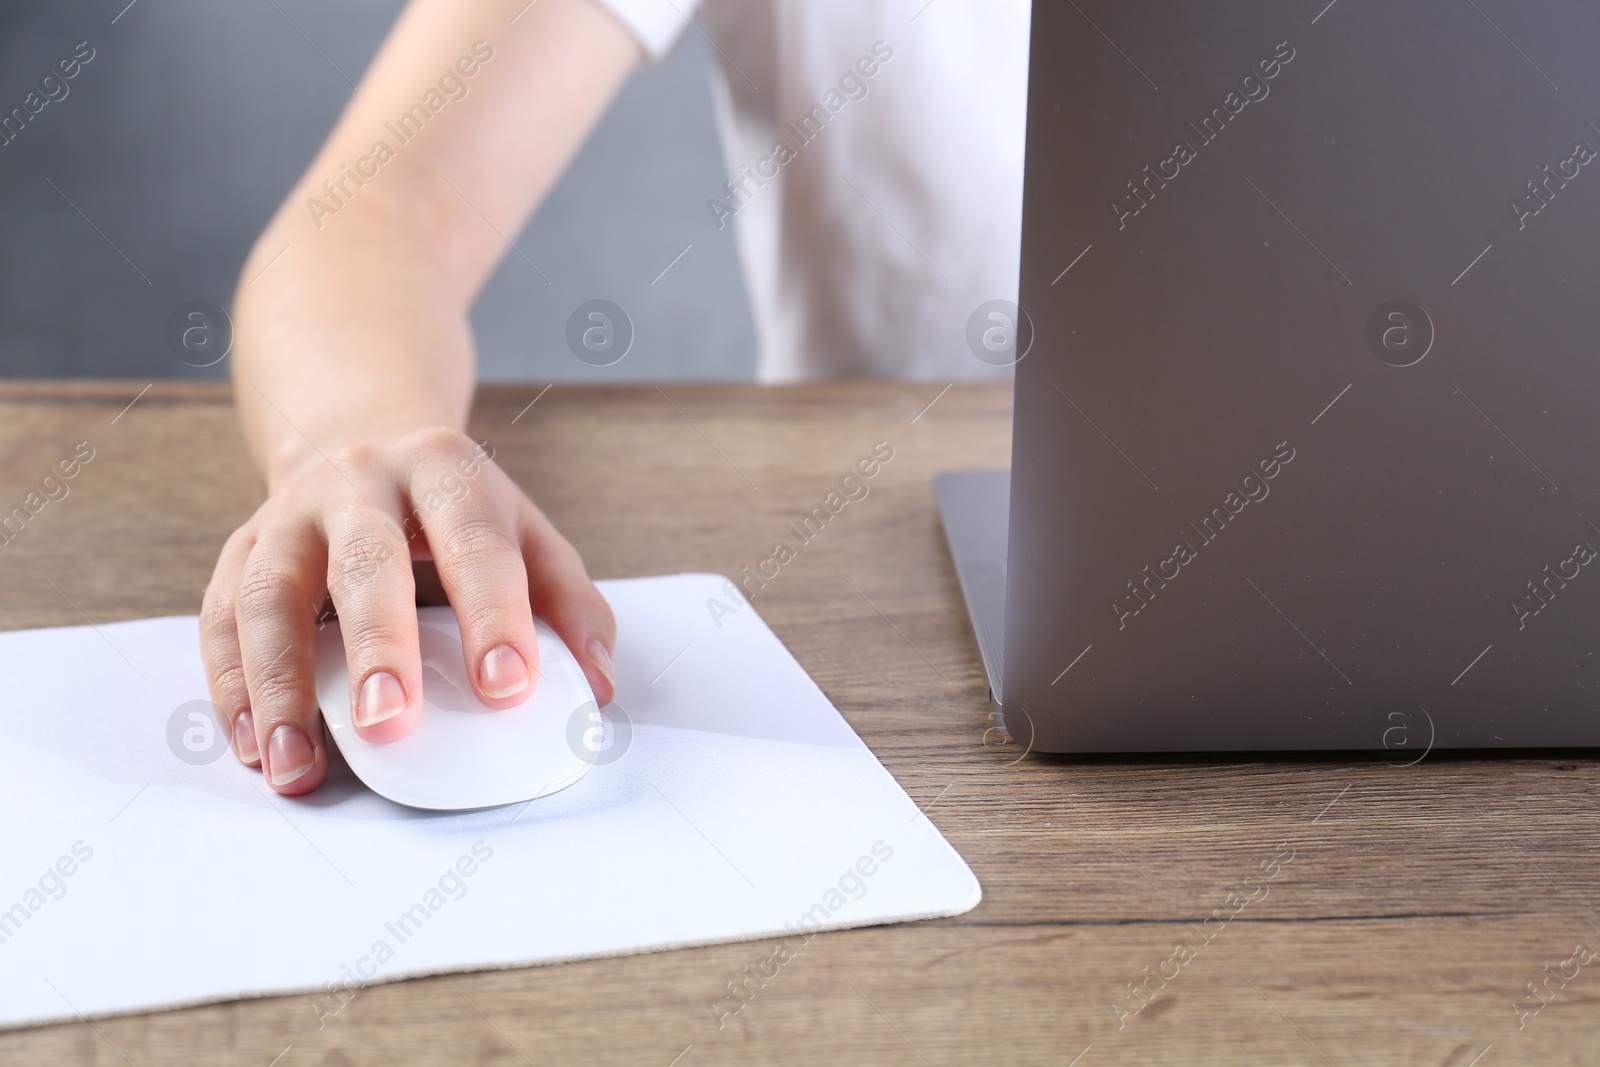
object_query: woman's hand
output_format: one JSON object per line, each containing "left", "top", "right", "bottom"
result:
{"left": 210, "top": 0, "right": 640, "bottom": 794}
{"left": 199, "top": 426, "right": 616, "bottom": 795}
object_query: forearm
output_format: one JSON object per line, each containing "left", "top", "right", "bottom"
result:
{"left": 234, "top": 195, "right": 476, "bottom": 493}
{"left": 228, "top": 0, "right": 641, "bottom": 493}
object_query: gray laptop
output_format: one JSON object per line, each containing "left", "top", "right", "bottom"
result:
{"left": 938, "top": 0, "right": 1600, "bottom": 753}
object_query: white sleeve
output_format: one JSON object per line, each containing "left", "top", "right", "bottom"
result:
{"left": 585, "top": 0, "right": 700, "bottom": 61}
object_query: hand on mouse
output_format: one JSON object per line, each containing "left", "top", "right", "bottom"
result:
{"left": 207, "top": 0, "right": 641, "bottom": 795}
{"left": 199, "top": 427, "right": 617, "bottom": 795}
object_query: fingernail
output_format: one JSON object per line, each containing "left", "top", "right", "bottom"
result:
{"left": 233, "top": 711, "right": 260, "bottom": 764}
{"left": 480, "top": 644, "right": 530, "bottom": 699}
{"left": 356, "top": 671, "right": 407, "bottom": 727}
{"left": 266, "top": 725, "right": 315, "bottom": 787}
{"left": 587, "top": 638, "right": 616, "bottom": 692}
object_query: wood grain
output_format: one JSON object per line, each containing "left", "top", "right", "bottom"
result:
{"left": 0, "top": 381, "right": 1595, "bottom": 1066}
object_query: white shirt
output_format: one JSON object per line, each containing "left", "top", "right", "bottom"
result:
{"left": 591, "top": 0, "right": 1030, "bottom": 381}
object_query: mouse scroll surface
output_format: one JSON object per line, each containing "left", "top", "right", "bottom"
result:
{"left": 313, "top": 606, "right": 596, "bottom": 810}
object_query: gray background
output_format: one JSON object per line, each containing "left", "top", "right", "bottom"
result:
{"left": 0, "top": 0, "right": 755, "bottom": 381}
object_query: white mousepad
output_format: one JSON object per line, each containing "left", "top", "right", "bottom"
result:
{"left": 0, "top": 574, "right": 982, "bottom": 1031}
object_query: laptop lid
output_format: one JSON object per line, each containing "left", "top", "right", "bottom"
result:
{"left": 1005, "top": 0, "right": 1600, "bottom": 751}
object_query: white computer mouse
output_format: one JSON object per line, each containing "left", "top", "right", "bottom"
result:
{"left": 313, "top": 606, "right": 597, "bottom": 810}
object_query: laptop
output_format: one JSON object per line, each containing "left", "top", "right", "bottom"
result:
{"left": 938, "top": 0, "right": 1600, "bottom": 753}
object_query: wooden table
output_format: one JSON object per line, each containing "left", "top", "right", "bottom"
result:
{"left": 1, "top": 381, "right": 1595, "bottom": 1066}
